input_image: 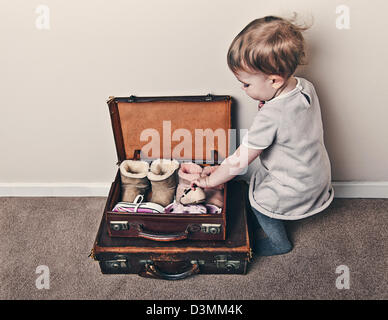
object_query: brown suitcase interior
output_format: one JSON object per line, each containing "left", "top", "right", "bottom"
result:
{"left": 107, "top": 96, "right": 232, "bottom": 218}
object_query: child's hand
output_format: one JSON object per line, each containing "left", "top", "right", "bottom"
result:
{"left": 190, "top": 176, "right": 211, "bottom": 190}
{"left": 201, "top": 165, "right": 214, "bottom": 177}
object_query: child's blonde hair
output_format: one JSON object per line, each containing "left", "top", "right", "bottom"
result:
{"left": 227, "top": 15, "right": 311, "bottom": 79}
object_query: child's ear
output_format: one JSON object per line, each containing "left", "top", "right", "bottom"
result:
{"left": 269, "top": 75, "right": 284, "bottom": 89}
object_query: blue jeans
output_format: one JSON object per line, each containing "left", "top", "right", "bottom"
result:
{"left": 250, "top": 206, "right": 293, "bottom": 256}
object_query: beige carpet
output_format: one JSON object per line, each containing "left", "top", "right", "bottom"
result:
{"left": 0, "top": 184, "right": 387, "bottom": 300}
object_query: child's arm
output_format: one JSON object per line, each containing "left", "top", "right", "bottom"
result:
{"left": 191, "top": 144, "right": 262, "bottom": 189}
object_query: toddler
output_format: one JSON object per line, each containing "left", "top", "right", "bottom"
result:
{"left": 191, "top": 16, "right": 334, "bottom": 256}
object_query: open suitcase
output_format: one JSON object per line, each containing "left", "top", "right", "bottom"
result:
{"left": 105, "top": 94, "right": 232, "bottom": 241}
{"left": 91, "top": 180, "right": 252, "bottom": 279}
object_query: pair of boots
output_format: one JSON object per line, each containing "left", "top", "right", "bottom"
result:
{"left": 119, "top": 159, "right": 179, "bottom": 207}
{"left": 176, "top": 162, "right": 224, "bottom": 208}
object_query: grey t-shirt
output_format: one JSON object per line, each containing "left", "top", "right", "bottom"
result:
{"left": 242, "top": 76, "right": 334, "bottom": 220}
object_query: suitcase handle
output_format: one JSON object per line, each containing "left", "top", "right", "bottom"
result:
{"left": 137, "top": 228, "right": 189, "bottom": 241}
{"left": 132, "top": 223, "right": 189, "bottom": 241}
{"left": 139, "top": 261, "right": 200, "bottom": 280}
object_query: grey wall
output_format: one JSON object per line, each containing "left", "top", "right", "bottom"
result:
{"left": 1, "top": 0, "right": 387, "bottom": 184}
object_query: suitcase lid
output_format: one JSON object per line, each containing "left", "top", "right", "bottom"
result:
{"left": 107, "top": 94, "right": 232, "bottom": 164}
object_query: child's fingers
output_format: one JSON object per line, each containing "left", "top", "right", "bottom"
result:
{"left": 201, "top": 166, "right": 212, "bottom": 176}
{"left": 190, "top": 180, "right": 198, "bottom": 190}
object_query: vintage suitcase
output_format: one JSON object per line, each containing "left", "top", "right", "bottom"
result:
{"left": 105, "top": 94, "right": 232, "bottom": 241}
{"left": 91, "top": 180, "right": 252, "bottom": 279}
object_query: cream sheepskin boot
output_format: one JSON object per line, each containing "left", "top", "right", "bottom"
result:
{"left": 180, "top": 186, "right": 206, "bottom": 205}
{"left": 119, "top": 160, "right": 150, "bottom": 203}
{"left": 176, "top": 162, "right": 203, "bottom": 204}
{"left": 147, "top": 159, "right": 180, "bottom": 207}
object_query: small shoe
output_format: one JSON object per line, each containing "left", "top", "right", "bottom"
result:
{"left": 179, "top": 187, "right": 206, "bottom": 205}
{"left": 164, "top": 201, "right": 207, "bottom": 214}
{"left": 112, "top": 195, "right": 165, "bottom": 214}
{"left": 147, "top": 159, "right": 180, "bottom": 207}
{"left": 119, "top": 160, "right": 150, "bottom": 202}
{"left": 176, "top": 162, "right": 203, "bottom": 203}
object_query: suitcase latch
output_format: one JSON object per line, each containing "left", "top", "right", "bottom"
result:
{"left": 200, "top": 223, "right": 221, "bottom": 234}
{"left": 214, "top": 255, "right": 240, "bottom": 271}
{"left": 105, "top": 256, "right": 129, "bottom": 269}
{"left": 110, "top": 221, "right": 129, "bottom": 231}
